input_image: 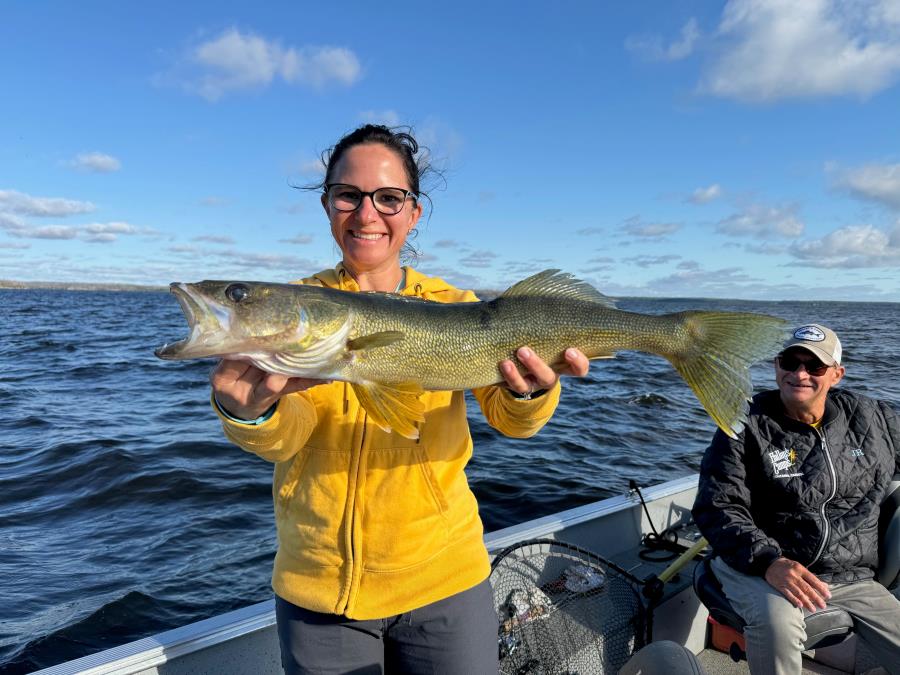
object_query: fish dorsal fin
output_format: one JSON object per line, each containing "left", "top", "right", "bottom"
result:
{"left": 347, "top": 331, "right": 404, "bottom": 351}
{"left": 500, "top": 269, "right": 615, "bottom": 307}
{"left": 351, "top": 381, "right": 425, "bottom": 439}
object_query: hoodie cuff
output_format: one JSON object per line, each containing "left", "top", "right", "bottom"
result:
{"left": 213, "top": 394, "right": 277, "bottom": 426}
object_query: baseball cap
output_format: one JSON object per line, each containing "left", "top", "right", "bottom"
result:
{"left": 781, "top": 324, "right": 842, "bottom": 366}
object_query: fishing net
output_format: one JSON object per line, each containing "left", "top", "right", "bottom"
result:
{"left": 490, "top": 538, "right": 646, "bottom": 675}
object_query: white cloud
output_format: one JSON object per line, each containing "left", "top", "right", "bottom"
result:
{"left": 648, "top": 266, "right": 757, "bottom": 294}
{"left": 280, "top": 234, "right": 313, "bottom": 245}
{"left": 0, "top": 189, "right": 95, "bottom": 217}
{"left": 621, "top": 216, "right": 681, "bottom": 238}
{"left": 3, "top": 218, "right": 146, "bottom": 243}
{"left": 626, "top": 18, "right": 700, "bottom": 61}
{"left": 716, "top": 202, "right": 804, "bottom": 238}
{"left": 413, "top": 118, "right": 464, "bottom": 167}
{"left": 688, "top": 183, "right": 722, "bottom": 204}
{"left": 85, "top": 222, "right": 139, "bottom": 235}
{"left": 298, "top": 158, "right": 325, "bottom": 176}
{"left": 358, "top": 110, "right": 402, "bottom": 127}
{"left": 833, "top": 162, "right": 900, "bottom": 209}
{"left": 701, "top": 0, "right": 900, "bottom": 102}
{"left": 789, "top": 223, "right": 900, "bottom": 267}
{"left": 193, "top": 234, "right": 235, "bottom": 244}
{"left": 69, "top": 152, "right": 121, "bottom": 173}
{"left": 12, "top": 225, "right": 79, "bottom": 240}
{"left": 459, "top": 250, "right": 498, "bottom": 268}
{"left": 217, "top": 249, "right": 320, "bottom": 270}
{"left": 623, "top": 254, "right": 681, "bottom": 268}
{"left": 186, "top": 28, "right": 361, "bottom": 101}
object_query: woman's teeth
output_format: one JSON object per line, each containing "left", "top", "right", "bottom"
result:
{"left": 352, "top": 232, "right": 384, "bottom": 240}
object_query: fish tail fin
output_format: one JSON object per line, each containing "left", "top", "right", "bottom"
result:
{"left": 664, "top": 312, "right": 789, "bottom": 438}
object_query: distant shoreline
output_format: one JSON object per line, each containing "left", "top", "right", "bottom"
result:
{"left": 2, "top": 280, "right": 898, "bottom": 304}
{"left": 0, "top": 280, "right": 168, "bottom": 292}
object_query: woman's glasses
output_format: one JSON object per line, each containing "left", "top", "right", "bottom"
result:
{"left": 325, "top": 183, "right": 417, "bottom": 215}
{"left": 776, "top": 354, "right": 832, "bottom": 376}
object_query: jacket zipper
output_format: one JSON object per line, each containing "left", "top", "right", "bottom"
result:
{"left": 809, "top": 427, "right": 837, "bottom": 566}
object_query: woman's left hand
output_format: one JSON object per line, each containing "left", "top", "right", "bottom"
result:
{"left": 499, "top": 347, "right": 590, "bottom": 398}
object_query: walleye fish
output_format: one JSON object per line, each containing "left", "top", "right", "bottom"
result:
{"left": 155, "top": 270, "right": 789, "bottom": 440}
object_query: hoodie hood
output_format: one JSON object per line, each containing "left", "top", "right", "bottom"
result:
{"left": 305, "top": 264, "right": 468, "bottom": 301}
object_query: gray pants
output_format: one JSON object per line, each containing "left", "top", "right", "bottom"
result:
{"left": 712, "top": 557, "right": 900, "bottom": 675}
{"left": 275, "top": 578, "right": 498, "bottom": 674}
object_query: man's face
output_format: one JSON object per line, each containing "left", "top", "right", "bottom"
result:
{"left": 775, "top": 347, "right": 845, "bottom": 413}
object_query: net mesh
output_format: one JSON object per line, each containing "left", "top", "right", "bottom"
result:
{"left": 490, "top": 539, "right": 645, "bottom": 675}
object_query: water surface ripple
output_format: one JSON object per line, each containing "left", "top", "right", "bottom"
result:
{"left": 2, "top": 289, "right": 898, "bottom": 672}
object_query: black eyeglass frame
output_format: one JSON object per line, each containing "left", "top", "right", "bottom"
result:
{"left": 776, "top": 354, "right": 833, "bottom": 377}
{"left": 324, "top": 183, "right": 418, "bottom": 215}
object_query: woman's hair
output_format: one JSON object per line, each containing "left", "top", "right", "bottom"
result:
{"left": 321, "top": 124, "right": 427, "bottom": 196}
{"left": 307, "top": 124, "right": 442, "bottom": 263}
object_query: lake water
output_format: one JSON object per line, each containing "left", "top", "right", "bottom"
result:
{"left": 2, "top": 288, "right": 899, "bottom": 673}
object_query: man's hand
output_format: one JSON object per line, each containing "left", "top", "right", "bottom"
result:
{"left": 211, "top": 359, "right": 328, "bottom": 420}
{"left": 764, "top": 557, "right": 832, "bottom": 612}
{"left": 500, "top": 347, "right": 590, "bottom": 397}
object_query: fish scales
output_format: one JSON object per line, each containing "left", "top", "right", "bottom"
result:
{"left": 156, "top": 269, "right": 789, "bottom": 440}
{"left": 337, "top": 296, "right": 680, "bottom": 390}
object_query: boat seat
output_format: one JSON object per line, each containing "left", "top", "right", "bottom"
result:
{"left": 692, "top": 556, "right": 855, "bottom": 657}
{"left": 876, "top": 475, "right": 900, "bottom": 590}
{"left": 693, "top": 473, "right": 900, "bottom": 660}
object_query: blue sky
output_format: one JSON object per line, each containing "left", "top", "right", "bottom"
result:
{"left": 3, "top": 1, "right": 900, "bottom": 300}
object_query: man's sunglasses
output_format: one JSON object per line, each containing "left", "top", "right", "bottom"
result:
{"left": 776, "top": 354, "right": 832, "bottom": 376}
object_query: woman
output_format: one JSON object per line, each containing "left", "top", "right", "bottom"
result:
{"left": 210, "top": 124, "right": 590, "bottom": 673}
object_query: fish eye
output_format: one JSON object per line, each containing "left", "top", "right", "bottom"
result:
{"left": 225, "top": 283, "right": 250, "bottom": 303}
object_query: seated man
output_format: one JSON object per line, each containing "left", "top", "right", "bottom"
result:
{"left": 692, "top": 323, "right": 900, "bottom": 675}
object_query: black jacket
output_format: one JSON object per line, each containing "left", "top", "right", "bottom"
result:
{"left": 692, "top": 388, "right": 900, "bottom": 582}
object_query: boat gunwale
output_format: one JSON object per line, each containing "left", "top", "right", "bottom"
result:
{"left": 32, "top": 474, "right": 700, "bottom": 675}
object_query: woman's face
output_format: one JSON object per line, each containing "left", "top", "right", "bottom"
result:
{"left": 322, "top": 143, "right": 422, "bottom": 276}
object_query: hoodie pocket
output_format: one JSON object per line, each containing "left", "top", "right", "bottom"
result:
{"left": 275, "top": 447, "right": 350, "bottom": 567}
{"left": 362, "top": 445, "right": 450, "bottom": 571}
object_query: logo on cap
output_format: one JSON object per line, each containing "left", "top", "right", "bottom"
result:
{"left": 793, "top": 325, "right": 825, "bottom": 342}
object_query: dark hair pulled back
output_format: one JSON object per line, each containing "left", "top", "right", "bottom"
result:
{"left": 305, "top": 124, "right": 440, "bottom": 263}
{"left": 321, "top": 124, "right": 427, "bottom": 197}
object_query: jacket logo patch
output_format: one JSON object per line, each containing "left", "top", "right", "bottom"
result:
{"left": 768, "top": 448, "right": 803, "bottom": 478}
{"left": 851, "top": 448, "right": 864, "bottom": 458}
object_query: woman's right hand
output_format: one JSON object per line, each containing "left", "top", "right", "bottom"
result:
{"left": 210, "top": 359, "right": 330, "bottom": 420}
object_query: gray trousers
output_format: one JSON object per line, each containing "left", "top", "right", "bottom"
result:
{"left": 275, "top": 578, "right": 498, "bottom": 674}
{"left": 712, "top": 557, "right": 900, "bottom": 675}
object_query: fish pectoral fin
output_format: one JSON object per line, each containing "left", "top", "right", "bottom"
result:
{"left": 347, "top": 331, "right": 405, "bottom": 351}
{"left": 351, "top": 381, "right": 425, "bottom": 439}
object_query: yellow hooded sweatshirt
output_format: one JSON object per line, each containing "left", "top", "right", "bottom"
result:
{"left": 216, "top": 264, "right": 561, "bottom": 619}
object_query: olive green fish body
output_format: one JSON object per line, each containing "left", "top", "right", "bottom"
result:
{"left": 332, "top": 294, "right": 677, "bottom": 389}
{"left": 156, "top": 270, "right": 789, "bottom": 440}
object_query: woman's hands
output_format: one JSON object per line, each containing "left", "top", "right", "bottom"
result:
{"left": 499, "top": 347, "right": 590, "bottom": 398}
{"left": 212, "top": 347, "right": 590, "bottom": 419}
{"left": 210, "top": 359, "right": 329, "bottom": 420}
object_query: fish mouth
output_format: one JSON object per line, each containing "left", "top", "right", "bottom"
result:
{"left": 154, "top": 283, "right": 232, "bottom": 360}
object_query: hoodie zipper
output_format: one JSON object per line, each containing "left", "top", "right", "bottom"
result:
{"left": 336, "top": 406, "right": 368, "bottom": 615}
{"left": 809, "top": 426, "right": 837, "bottom": 567}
